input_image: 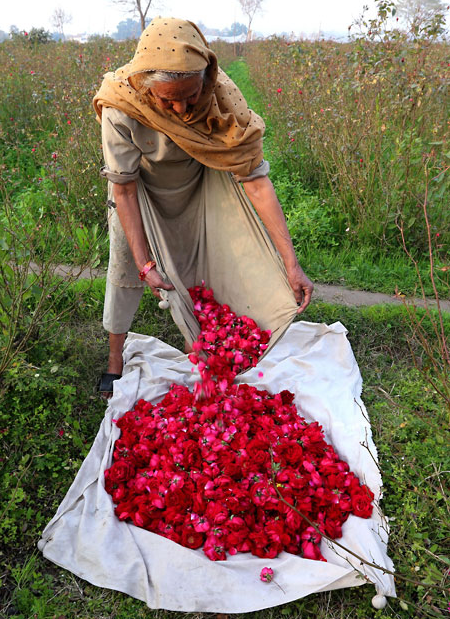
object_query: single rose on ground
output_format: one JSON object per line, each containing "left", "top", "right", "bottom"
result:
{"left": 260, "top": 567, "right": 274, "bottom": 582}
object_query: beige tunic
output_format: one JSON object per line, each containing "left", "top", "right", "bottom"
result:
{"left": 101, "top": 107, "right": 297, "bottom": 350}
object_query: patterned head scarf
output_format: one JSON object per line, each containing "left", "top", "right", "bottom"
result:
{"left": 93, "top": 17, "right": 265, "bottom": 176}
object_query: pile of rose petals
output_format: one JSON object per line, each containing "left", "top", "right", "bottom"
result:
{"left": 187, "top": 284, "right": 271, "bottom": 398}
{"left": 105, "top": 285, "right": 374, "bottom": 561}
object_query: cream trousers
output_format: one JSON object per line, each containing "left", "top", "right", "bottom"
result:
{"left": 103, "top": 278, "right": 144, "bottom": 334}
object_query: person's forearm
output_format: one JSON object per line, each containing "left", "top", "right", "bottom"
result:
{"left": 242, "top": 174, "right": 313, "bottom": 312}
{"left": 113, "top": 181, "right": 150, "bottom": 271}
{"left": 241, "top": 176, "right": 298, "bottom": 270}
{"left": 112, "top": 181, "right": 174, "bottom": 297}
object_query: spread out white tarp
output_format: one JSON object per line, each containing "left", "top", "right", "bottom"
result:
{"left": 38, "top": 321, "right": 396, "bottom": 613}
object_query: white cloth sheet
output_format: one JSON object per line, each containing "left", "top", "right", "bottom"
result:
{"left": 38, "top": 321, "right": 396, "bottom": 613}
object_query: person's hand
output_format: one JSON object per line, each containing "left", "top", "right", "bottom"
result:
{"left": 286, "top": 264, "right": 314, "bottom": 314}
{"left": 144, "top": 267, "right": 174, "bottom": 299}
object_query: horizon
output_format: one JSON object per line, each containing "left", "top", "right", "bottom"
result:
{"left": 1, "top": 0, "right": 380, "bottom": 39}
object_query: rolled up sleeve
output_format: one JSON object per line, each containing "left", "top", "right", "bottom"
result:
{"left": 232, "top": 159, "right": 270, "bottom": 183}
{"left": 101, "top": 108, "right": 142, "bottom": 184}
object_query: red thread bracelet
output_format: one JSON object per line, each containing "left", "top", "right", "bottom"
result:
{"left": 138, "top": 260, "right": 156, "bottom": 281}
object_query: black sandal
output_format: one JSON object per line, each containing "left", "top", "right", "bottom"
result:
{"left": 98, "top": 372, "right": 122, "bottom": 397}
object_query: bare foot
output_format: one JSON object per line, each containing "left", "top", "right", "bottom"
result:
{"left": 108, "top": 332, "right": 126, "bottom": 375}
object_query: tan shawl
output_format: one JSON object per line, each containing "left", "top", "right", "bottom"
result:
{"left": 93, "top": 17, "right": 265, "bottom": 176}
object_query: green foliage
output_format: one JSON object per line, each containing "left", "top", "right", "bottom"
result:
{"left": 0, "top": 328, "right": 106, "bottom": 555}
{"left": 0, "top": 37, "right": 135, "bottom": 231}
{"left": 272, "top": 169, "right": 344, "bottom": 250}
{"left": 0, "top": 179, "right": 106, "bottom": 375}
{"left": 27, "top": 28, "right": 54, "bottom": 45}
{"left": 0, "top": 38, "right": 119, "bottom": 375}
{"left": 2, "top": 31, "right": 447, "bottom": 304}
{"left": 9, "top": 28, "right": 54, "bottom": 45}
{"left": 0, "top": 362, "right": 79, "bottom": 545}
{"left": 297, "top": 242, "right": 449, "bottom": 296}
{"left": 394, "top": 0, "right": 448, "bottom": 37}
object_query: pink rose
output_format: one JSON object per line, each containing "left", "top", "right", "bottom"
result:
{"left": 260, "top": 567, "right": 274, "bottom": 582}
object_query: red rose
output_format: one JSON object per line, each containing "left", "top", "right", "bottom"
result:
{"left": 339, "top": 493, "right": 352, "bottom": 512}
{"left": 226, "top": 525, "right": 249, "bottom": 547}
{"left": 203, "top": 534, "right": 227, "bottom": 560}
{"left": 167, "top": 488, "right": 192, "bottom": 511}
{"left": 302, "top": 540, "right": 326, "bottom": 561}
{"left": 274, "top": 440, "right": 303, "bottom": 466}
{"left": 108, "top": 460, "right": 136, "bottom": 483}
{"left": 250, "top": 482, "right": 276, "bottom": 507}
{"left": 158, "top": 522, "right": 181, "bottom": 544}
{"left": 284, "top": 507, "right": 304, "bottom": 531}
{"left": 114, "top": 499, "right": 137, "bottom": 521}
{"left": 205, "top": 501, "right": 229, "bottom": 524}
{"left": 182, "top": 440, "right": 202, "bottom": 468}
{"left": 252, "top": 542, "right": 281, "bottom": 559}
{"left": 181, "top": 523, "right": 205, "bottom": 549}
{"left": 322, "top": 518, "right": 342, "bottom": 539}
{"left": 279, "top": 390, "right": 294, "bottom": 405}
{"left": 112, "top": 483, "right": 129, "bottom": 504}
{"left": 133, "top": 497, "right": 160, "bottom": 528}
{"left": 132, "top": 441, "right": 153, "bottom": 466}
{"left": 265, "top": 520, "right": 291, "bottom": 546}
{"left": 351, "top": 489, "right": 374, "bottom": 518}
{"left": 164, "top": 505, "right": 187, "bottom": 525}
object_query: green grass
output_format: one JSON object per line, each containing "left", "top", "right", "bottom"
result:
{"left": 0, "top": 282, "right": 448, "bottom": 619}
{"left": 296, "top": 243, "right": 447, "bottom": 296}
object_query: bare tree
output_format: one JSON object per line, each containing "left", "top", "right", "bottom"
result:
{"left": 51, "top": 7, "right": 72, "bottom": 40}
{"left": 395, "top": 0, "right": 448, "bottom": 29}
{"left": 238, "top": 0, "right": 265, "bottom": 41}
{"left": 113, "top": 0, "right": 159, "bottom": 33}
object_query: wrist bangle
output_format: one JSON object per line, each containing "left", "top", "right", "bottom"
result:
{"left": 138, "top": 260, "right": 156, "bottom": 281}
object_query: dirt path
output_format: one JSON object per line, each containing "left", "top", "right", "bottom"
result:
{"left": 34, "top": 263, "right": 450, "bottom": 313}
{"left": 313, "top": 282, "right": 450, "bottom": 313}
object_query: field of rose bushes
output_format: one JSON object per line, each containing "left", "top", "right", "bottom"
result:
{"left": 245, "top": 35, "right": 449, "bottom": 253}
{"left": 0, "top": 26, "right": 449, "bottom": 619}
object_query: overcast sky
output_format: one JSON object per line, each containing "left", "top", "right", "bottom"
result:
{"left": 1, "top": 0, "right": 380, "bottom": 38}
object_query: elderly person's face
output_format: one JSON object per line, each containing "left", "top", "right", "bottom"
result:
{"left": 150, "top": 74, "right": 203, "bottom": 115}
